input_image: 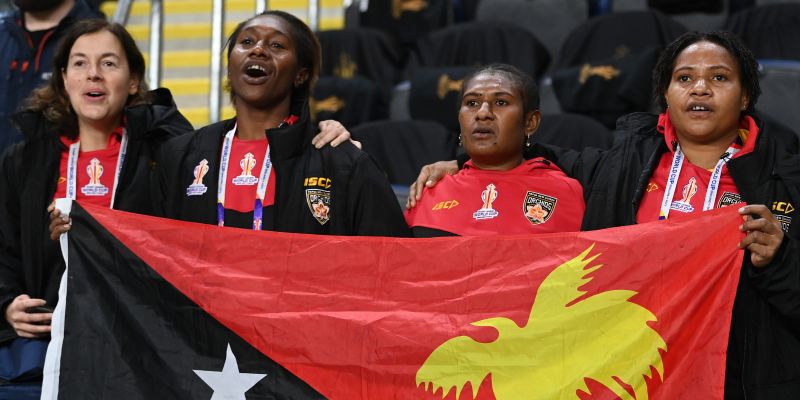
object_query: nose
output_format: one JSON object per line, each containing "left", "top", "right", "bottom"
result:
{"left": 86, "top": 63, "right": 101, "bottom": 81}
{"left": 475, "top": 101, "right": 493, "bottom": 120}
{"left": 249, "top": 40, "right": 267, "bottom": 57}
{"left": 690, "top": 78, "right": 710, "bottom": 96}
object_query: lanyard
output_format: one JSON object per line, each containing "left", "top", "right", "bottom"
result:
{"left": 216, "top": 124, "right": 273, "bottom": 230}
{"left": 659, "top": 143, "right": 738, "bottom": 220}
{"left": 65, "top": 129, "right": 128, "bottom": 209}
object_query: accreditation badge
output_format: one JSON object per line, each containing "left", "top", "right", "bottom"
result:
{"left": 306, "top": 189, "right": 331, "bottom": 225}
{"left": 523, "top": 191, "right": 556, "bottom": 225}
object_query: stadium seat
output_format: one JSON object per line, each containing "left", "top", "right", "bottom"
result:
{"left": 351, "top": 120, "right": 457, "bottom": 186}
{"left": 345, "top": 0, "right": 451, "bottom": 55}
{"left": 311, "top": 76, "right": 386, "bottom": 128}
{"left": 535, "top": 113, "right": 615, "bottom": 151}
{"left": 550, "top": 11, "right": 685, "bottom": 127}
{"left": 407, "top": 66, "right": 473, "bottom": 132}
{"left": 316, "top": 28, "right": 403, "bottom": 104}
{"left": 757, "top": 60, "right": 800, "bottom": 135}
{"left": 555, "top": 10, "right": 687, "bottom": 69}
{"left": 724, "top": 3, "right": 800, "bottom": 61}
{"left": 475, "top": 0, "right": 588, "bottom": 65}
{"left": 409, "top": 21, "right": 551, "bottom": 80}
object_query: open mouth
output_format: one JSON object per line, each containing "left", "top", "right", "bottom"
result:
{"left": 86, "top": 91, "right": 104, "bottom": 98}
{"left": 245, "top": 64, "right": 268, "bottom": 78}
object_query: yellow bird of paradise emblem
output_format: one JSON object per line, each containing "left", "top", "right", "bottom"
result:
{"left": 416, "top": 245, "right": 667, "bottom": 399}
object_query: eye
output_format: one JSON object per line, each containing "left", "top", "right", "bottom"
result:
{"left": 495, "top": 99, "right": 508, "bottom": 106}
{"left": 677, "top": 75, "right": 690, "bottom": 83}
{"left": 712, "top": 74, "right": 727, "bottom": 81}
{"left": 270, "top": 41, "right": 285, "bottom": 49}
{"left": 239, "top": 37, "right": 253, "bottom": 46}
{"left": 102, "top": 60, "right": 117, "bottom": 68}
{"left": 72, "top": 59, "right": 85, "bottom": 67}
{"left": 465, "top": 99, "right": 478, "bottom": 107}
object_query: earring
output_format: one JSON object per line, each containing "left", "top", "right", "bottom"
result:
{"left": 458, "top": 134, "right": 463, "bottom": 147}
{"left": 525, "top": 134, "right": 531, "bottom": 148}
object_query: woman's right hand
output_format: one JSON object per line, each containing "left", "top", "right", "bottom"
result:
{"left": 406, "top": 160, "right": 458, "bottom": 209}
{"left": 47, "top": 202, "right": 71, "bottom": 241}
{"left": 4, "top": 294, "right": 52, "bottom": 338}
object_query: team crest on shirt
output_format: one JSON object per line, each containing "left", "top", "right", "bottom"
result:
{"left": 717, "top": 192, "right": 743, "bottom": 208}
{"left": 306, "top": 189, "right": 331, "bottom": 225}
{"left": 772, "top": 201, "right": 795, "bottom": 233}
{"left": 671, "top": 176, "right": 698, "bottom": 213}
{"left": 186, "top": 159, "right": 210, "bottom": 196}
{"left": 232, "top": 152, "right": 260, "bottom": 186}
{"left": 80, "top": 158, "right": 109, "bottom": 196}
{"left": 523, "top": 191, "right": 557, "bottom": 225}
{"left": 473, "top": 183, "right": 500, "bottom": 220}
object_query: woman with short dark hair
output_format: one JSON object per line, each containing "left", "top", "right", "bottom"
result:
{"left": 154, "top": 11, "right": 408, "bottom": 237}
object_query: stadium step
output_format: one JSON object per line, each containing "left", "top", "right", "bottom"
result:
{"left": 102, "top": 0, "right": 345, "bottom": 127}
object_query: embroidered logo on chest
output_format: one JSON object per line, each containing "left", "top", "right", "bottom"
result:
{"left": 306, "top": 189, "right": 331, "bottom": 225}
{"left": 473, "top": 184, "right": 499, "bottom": 220}
{"left": 524, "top": 191, "right": 557, "bottom": 225}
{"left": 671, "top": 177, "right": 698, "bottom": 213}
{"left": 81, "top": 158, "right": 109, "bottom": 196}
{"left": 232, "top": 152, "right": 259, "bottom": 186}
{"left": 717, "top": 191, "right": 743, "bottom": 208}
{"left": 186, "top": 159, "right": 210, "bottom": 196}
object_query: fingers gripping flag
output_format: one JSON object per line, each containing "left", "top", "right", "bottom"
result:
{"left": 43, "top": 203, "right": 743, "bottom": 399}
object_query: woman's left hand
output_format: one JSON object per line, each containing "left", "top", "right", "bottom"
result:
{"left": 47, "top": 202, "right": 71, "bottom": 241}
{"left": 313, "top": 120, "right": 362, "bottom": 149}
{"left": 738, "top": 204, "right": 785, "bottom": 268}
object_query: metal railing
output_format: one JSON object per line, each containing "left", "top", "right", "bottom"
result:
{"left": 114, "top": 0, "right": 327, "bottom": 124}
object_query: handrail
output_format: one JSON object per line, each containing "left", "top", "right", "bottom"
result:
{"left": 308, "top": 0, "right": 320, "bottom": 31}
{"left": 111, "top": 0, "right": 134, "bottom": 25}
{"left": 209, "top": 0, "right": 226, "bottom": 123}
{"left": 148, "top": 0, "right": 164, "bottom": 88}
{"left": 256, "top": 0, "right": 267, "bottom": 14}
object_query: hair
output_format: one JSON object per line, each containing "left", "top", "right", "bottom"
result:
{"left": 652, "top": 30, "right": 760, "bottom": 114}
{"left": 225, "top": 10, "right": 321, "bottom": 103}
{"left": 23, "top": 19, "right": 149, "bottom": 137}
{"left": 459, "top": 63, "right": 540, "bottom": 114}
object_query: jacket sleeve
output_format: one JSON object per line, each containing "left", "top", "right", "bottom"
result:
{"left": 0, "top": 145, "right": 25, "bottom": 339}
{"left": 745, "top": 237, "right": 800, "bottom": 320}
{"left": 346, "top": 153, "right": 411, "bottom": 237}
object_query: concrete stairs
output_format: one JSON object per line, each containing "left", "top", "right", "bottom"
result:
{"left": 102, "top": 0, "right": 345, "bottom": 127}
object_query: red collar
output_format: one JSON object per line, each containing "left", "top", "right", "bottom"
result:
{"left": 657, "top": 110, "right": 758, "bottom": 158}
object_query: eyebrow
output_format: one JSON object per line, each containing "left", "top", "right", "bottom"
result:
{"left": 240, "top": 26, "right": 290, "bottom": 40}
{"left": 69, "top": 52, "right": 121, "bottom": 59}
{"left": 463, "top": 90, "right": 516, "bottom": 97}
{"left": 673, "top": 64, "right": 733, "bottom": 73}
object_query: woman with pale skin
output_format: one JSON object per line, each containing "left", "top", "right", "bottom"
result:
{"left": 0, "top": 19, "right": 194, "bottom": 391}
{"left": 410, "top": 31, "right": 800, "bottom": 398}
{"left": 405, "top": 64, "right": 584, "bottom": 237}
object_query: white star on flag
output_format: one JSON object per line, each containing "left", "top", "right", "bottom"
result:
{"left": 194, "top": 343, "right": 267, "bottom": 399}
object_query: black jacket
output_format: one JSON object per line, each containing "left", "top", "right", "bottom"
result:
{"left": 531, "top": 112, "right": 800, "bottom": 399}
{"left": 153, "top": 100, "right": 410, "bottom": 237}
{"left": 0, "top": 0, "right": 101, "bottom": 153}
{"left": 0, "top": 88, "right": 192, "bottom": 344}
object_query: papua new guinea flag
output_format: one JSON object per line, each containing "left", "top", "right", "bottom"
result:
{"left": 42, "top": 202, "right": 744, "bottom": 399}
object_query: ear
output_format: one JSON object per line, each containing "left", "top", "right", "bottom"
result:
{"left": 740, "top": 93, "right": 750, "bottom": 111}
{"left": 128, "top": 76, "right": 140, "bottom": 96}
{"left": 524, "top": 110, "right": 541, "bottom": 138}
{"left": 294, "top": 68, "right": 310, "bottom": 88}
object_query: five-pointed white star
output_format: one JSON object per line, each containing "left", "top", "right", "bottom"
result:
{"left": 194, "top": 344, "right": 267, "bottom": 399}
